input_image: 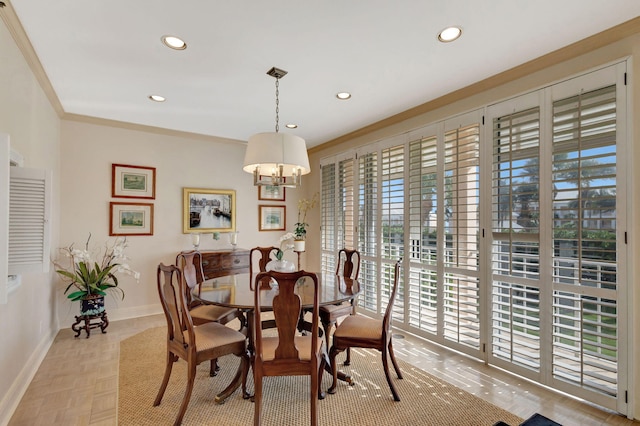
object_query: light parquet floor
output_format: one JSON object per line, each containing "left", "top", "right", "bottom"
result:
{"left": 7, "top": 314, "right": 638, "bottom": 426}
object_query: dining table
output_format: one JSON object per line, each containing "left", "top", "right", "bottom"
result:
{"left": 191, "top": 271, "right": 361, "bottom": 403}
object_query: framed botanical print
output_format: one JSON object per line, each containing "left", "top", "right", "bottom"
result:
{"left": 112, "top": 164, "right": 156, "bottom": 199}
{"left": 183, "top": 188, "right": 236, "bottom": 233}
{"left": 258, "top": 205, "right": 286, "bottom": 231}
{"left": 109, "top": 202, "right": 154, "bottom": 236}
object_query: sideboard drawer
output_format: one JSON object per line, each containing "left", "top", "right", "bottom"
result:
{"left": 198, "top": 249, "right": 250, "bottom": 279}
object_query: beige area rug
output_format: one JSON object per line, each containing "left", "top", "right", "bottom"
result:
{"left": 118, "top": 327, "right": 524, "bottom": 426}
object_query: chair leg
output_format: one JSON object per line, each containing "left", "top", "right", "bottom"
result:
{"left": 320, "top": 318, "right": 335, "bottom": 353}
{"left": 209, "top": 358, "right": 220, "bottom": 376}
{"left": 174, "top": 359, "right": 197, "bottom": 426}
{"left": 311, "top": 358, "right": 319, "bottom": 426}
{"left": 153, "top": 351, "right": 176, "bottom": 406}
{"left": 381, "top": 345, "right": 400, "bottom": 402}
{"left": 345, "top": 347, "right": 351, "bottom": 365}
{"left": 388, "top": 339, "right": 403, "bottom": 379}
{"left": 253, "top": 373, "right": 263, "bottom": 426}
{"left": 241, "top": 351, "right": 251, "bottom": 399}
{"left": 327, "top": 345, "right": 342, "bottom": 394}
{"left": 317, "top": 354, "right": 326, "bottom": 400}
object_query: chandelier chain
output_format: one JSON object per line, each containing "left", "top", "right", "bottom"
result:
{"left": 275, "top": 78, "right": 280, "bottom": 133}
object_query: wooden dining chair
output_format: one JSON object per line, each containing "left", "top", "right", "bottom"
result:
{"left": 249, "top": 246, "right": 279, "bottom": 283}
{"left": 319, "top": 248, "right": 360, "bottom": 364}
{"left": 252, "top": 270, "right": 325, "bottom": 426}
{"left": 154, "top": 263, "right": 250, "bottom": 426}
{"left": 176, "top": 251, "right": 245, "bottom": 376}
{"left": 249, "top": 246, "right": 280, "bottom": 330}
{"left": 328, "top": 259, "right": 403, "bottom": 401}
{"left": 176, "top": 251, "right": 242, "bottom": 326}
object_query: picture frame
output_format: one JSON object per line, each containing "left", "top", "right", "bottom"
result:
{"left": 109, "top": 202, "right": 154, "bottom": 236}
{"left": 184, "top": 188, "right": 236, "bottom": 233}
{"left": 258, "top": 177, "right": 286, "bottom": 201}
{"left": 112, "top": 164, "right": 156, "bottom": 199}
{"left": 259, "top": 204, "right": 286, "bottom": 231}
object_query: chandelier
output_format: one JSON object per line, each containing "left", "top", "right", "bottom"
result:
{"left": 242, "top": 67, "right": 310, "bottom": 188}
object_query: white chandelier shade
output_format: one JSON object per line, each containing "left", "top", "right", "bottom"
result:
{"left": 243, "top": 132, "right": 310, "bottom": 176}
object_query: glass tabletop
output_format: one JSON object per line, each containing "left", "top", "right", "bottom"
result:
{"left": 192, "top": 272, "right": 360, "bottom": 309}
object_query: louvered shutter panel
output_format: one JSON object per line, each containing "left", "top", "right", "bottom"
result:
{"left": 337, "top": 158, "right": 355, "bottom": 250}
{"left": 381, "top": 145, "right": 404, "bottom": 322}
{"left": 8, "top": 167, "right": 51, "bottom": 274}
{"left": 551, "top": 85, "right": 618, "bottom": 397}
{"left": 357, "top": 152, "right": 378, "bottom": 312}
{"left": 407, "top": 135, "right": 438, "bottom": 334}
{"left": 321, "top": 163, "right": 336, "bottom": 275}
{"left": 491, "top": 106, "right": 542, "bottom": 370}
{"left": 0, "top": 136, "right": 8, "bottom": 303}
{"left": 443, "top": 124, "right": 480, "bottom": 349}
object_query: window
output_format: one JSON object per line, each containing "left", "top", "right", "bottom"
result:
{"left": 320, "top": 62, "right": 628, "bottom": 412}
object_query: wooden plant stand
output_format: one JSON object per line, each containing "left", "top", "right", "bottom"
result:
{"left": 71, "top": 312, "right": 109, "bottom": 338}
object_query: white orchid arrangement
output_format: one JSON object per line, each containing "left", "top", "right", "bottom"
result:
{"left": 55, "top": 234, "right": 140, "bottom": 301}
{"left": 276, "top": 232, "right": 295, "bottom": 260}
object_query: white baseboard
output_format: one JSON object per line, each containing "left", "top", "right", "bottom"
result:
{"left": 0, "top": 328, "right": 56, "bottom": 426}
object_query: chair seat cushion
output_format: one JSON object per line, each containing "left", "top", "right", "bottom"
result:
{"left": 191, "top": 322, "right": 247, "bottom": 356}
{"left": 333, "top": 315, "right": 383, "bottom": 342}
{"left": 319, "top": 303, "right": 352, "bottom": 321}
{"left": 260, "top": 335, "right": 323, "bottom": 361}
{"left": 189, "top": 304, "right": 237, "bottom": 323}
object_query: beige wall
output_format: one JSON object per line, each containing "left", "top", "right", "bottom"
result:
{"left": 57, "top": 120, "right": 301, "bottom": 326}
{"left": 0, "top": 14, "right": 61, "bottom": 421}
{"left": 306, "top": 30, "right": 640, "bottom": 418}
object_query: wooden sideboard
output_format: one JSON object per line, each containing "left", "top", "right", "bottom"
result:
{"left": 190, "top": 249, "right": 250, "bottom": 279}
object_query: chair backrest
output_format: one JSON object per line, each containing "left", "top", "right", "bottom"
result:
{"left": 335, "top": 249, "right": 361, "bottom": 279}
{"left": 253, "top": 270, "right": 320, "bottom": 362}
{"left": 157, "top": 263, "right": 194, "bottom": 350}
{"left": 175, "top": 250, "right": 205, "bottom": 305}
{"left": 250, "top": 246, "right": 279, "bottom": 275}
{"left": 382, "top": 259, "right": 402, "bottom": 338}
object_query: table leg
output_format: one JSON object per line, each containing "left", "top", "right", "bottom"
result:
{"left": 216, "top": 310, "right": 255, "bottom": 403}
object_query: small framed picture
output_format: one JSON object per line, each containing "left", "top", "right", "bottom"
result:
{"left": 112, "top": 164, "right": 156, "bottom": 199}
{"left": 259, "top": 205, "right": 286, "bottom": 231}
{"left": 258, "top": 178, "right": 285, "bottom": 201}
{"left": 109, "top": 202, "right": 154, "bottom": 236}
{"left": 183, "top": 188, "right": 236, "bottom": 233}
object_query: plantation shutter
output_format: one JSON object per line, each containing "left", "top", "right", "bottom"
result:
{"left": 490, "top": 106, "right": 542, "bottom": 370}
{"left": 407, "top": 134, "right": 439, "bottom": 334}
{"left": 381, "top": 144, "right": 405, "bottom": 322}
{"left": 337, "top": 158, "right": 355, "bottom": 250}
{"left": 443, "top": 124, "right": 480, "bottom": 349}
{"left": 551, "top": 84, "right": 618, "bottom": 397}
{"left": 321, "top": 162, "right": 336, "bottom": 275}
{"left": 357, "top": 152, "right": 378, "bottom": 312}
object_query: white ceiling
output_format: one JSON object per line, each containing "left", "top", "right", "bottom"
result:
{"left": 8, "top": 1, "right": 640, "bottom": 148}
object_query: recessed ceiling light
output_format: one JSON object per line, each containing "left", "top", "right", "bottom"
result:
{"left": 438, "top": 26, "right": 462, "bottom": 43}
{"left": 336, "top": 92, "right": 352, "bottom": 100}
{"left": 286, "top": 124, "right": 298, "bottom": 129}
{"left": 161, "top": 35, "right": 187, "bottom": 50}
{"left": 148, "top": 94, "right": 166, "bottom": 102}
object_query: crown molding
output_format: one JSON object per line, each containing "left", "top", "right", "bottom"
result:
{"left": 63, "top": 113, "right": 246, "bottom": 145}
{"left": 0, "top": 1, "right": 64, "bottom": 117}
